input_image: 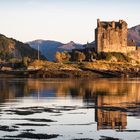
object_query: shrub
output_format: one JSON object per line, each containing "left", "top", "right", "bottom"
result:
{"left": 23, "top": 57, "right": 31, "bottom": 67}
{"left": 8, "top": 58, "right": 19, "bottom": 63}
{"left": 97, "top": 52, "right": 131, "bottom": 62}
{"left": 74, "top": 51, "right": 86, "bottom": 62}
{"left": 55, "top": 51, "right": 71, "bottom": 63}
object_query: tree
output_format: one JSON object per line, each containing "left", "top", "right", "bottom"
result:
{"left": 74, "top": 51, "right": 86, "bottom": 62}
{"left": 62, "top": 51, "right": 71, "bottom": 62}
{"left": 55, "top": 52, "right": 63, "bottom": 63}
{"left": 55, "top": 51, "right": 71, "bottom": 63}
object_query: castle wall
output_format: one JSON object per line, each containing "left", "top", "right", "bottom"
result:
{"left": 95, "top": 19, "right": 128, "bottom": 53}
{"left": 127, "top": 48, "right": 140, "bottom": 62}
{"left": 127, "top": 46, "right": 137, "bottom": 52}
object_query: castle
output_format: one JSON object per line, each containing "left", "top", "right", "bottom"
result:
{"left": 95, "top": 19, "right": 136, "bottom": 53}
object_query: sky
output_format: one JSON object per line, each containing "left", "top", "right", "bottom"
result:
{"left": 0, "top": 0, "right": 139, "bottom": 44}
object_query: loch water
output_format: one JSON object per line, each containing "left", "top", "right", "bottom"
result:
{"left": 0, "top": 78, "right": 140, "bottom": 140}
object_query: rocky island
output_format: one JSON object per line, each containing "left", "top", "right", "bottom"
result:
{"left": 0, "top": 19, "right": 140, "bottom": 78}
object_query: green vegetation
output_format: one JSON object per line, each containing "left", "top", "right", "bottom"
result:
{"left": 97, "top": 52, "right": 131, "bottom": 62}
{"left": 23, "top": 57, "right": 31, "bottom": 68}
{"left": 8, "top": 58, "right": 19, "bottom": 63}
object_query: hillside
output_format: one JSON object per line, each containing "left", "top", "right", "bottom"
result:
{"left": 0, "top": 34, "right": 46, "bottom": 61}
{"left": 128, "top": 25, "right": 140, "bottom": 46}
{"left": 28, "top": 40, "right": 83, "bottom": 61}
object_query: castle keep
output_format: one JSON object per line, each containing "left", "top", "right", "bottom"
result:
{"left": 95, "top": 19, "right": 136, "bottom": 53}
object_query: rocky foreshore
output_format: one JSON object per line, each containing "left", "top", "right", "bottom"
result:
{"left": 0, "top": 60, "right": 140, "bottom": 78}
{"left": 0, "top": 68, "right": 139, "bottom": 78}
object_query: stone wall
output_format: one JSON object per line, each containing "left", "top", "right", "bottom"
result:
{"left": 128, "top": 48, "right": 140, "bottom": 62}
{"left": 95, "top": 19, "right": 128, "bottom": 53}
{"left": 127, "top": 46, "right": 137, "bottom": 52}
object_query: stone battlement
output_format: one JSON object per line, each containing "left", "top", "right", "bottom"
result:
{"left": 95, "top": 19, "right": 135, "bottom": 53}
{"left": 97, "top": 19, "right": 127, "bottom": 30}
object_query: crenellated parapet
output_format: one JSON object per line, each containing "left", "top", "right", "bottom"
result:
{"left": 96, "top": 19, "right": 127, "bottom": 30}
{"left": 95, "top": 19, "right": 130, "bottom": 53}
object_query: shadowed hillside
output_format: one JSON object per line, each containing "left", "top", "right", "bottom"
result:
{"left": 0, "top": 34, "right": 46, "bottom": 61}
{"left": 128, "top": 25, "right": 140, "bottom": 46}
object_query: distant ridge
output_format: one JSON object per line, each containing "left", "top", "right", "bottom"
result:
{"left": 28, "top": 40, "right": 83, "bottom": 61}
{"left": 128, "top": 25, "right": 140, "bottom": 46}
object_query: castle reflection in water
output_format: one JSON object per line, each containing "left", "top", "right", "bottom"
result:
{"left": 0, "top": 78, "right": 140, "bottom": 131}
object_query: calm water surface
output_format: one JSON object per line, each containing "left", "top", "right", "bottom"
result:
{"left": 0, "top": 78, "right": 140, "bottom": 140}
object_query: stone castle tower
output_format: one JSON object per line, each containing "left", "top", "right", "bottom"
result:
{"left": 95, "top": 19, "right": 128, "bottom": 53}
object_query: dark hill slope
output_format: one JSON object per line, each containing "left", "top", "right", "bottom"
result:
{"left": 0, "top": 34, "right": 46, "bottom": 61}
{"left": 128, "top": 25, "right": 140, "bottom": 46}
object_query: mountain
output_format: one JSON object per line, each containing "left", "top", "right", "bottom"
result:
{"left": 59, "top": 41, "right": 83, "bottom": 50}
{"left": 0, "top": 34, "right": 46, "bottom": 61}
{"left": 28, "top": 40, "right": 83, "bottom": 61}
{"left": 128, "top": 25, "right": 140, "bottom": 46}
